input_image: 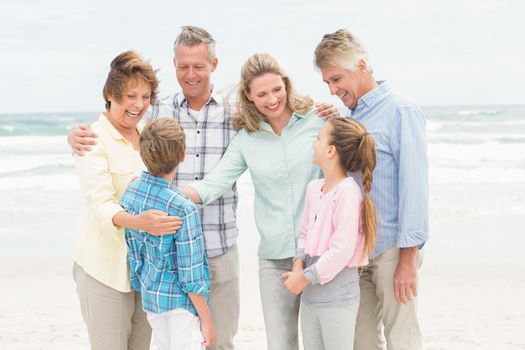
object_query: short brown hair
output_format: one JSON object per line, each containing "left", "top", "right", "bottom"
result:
{"left": 102, "top": 50, "right": 159, "bottom": 110}
{"left": 139, "top": 118, "right": 186, "bottom": 177}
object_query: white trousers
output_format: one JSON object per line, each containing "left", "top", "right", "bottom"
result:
{"left": 147, "top": 309, "right": 204, "bottom": 350}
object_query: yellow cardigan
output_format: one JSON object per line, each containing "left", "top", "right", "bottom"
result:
{"left": 74, "top": 113, "right": 145, "bottom": 292}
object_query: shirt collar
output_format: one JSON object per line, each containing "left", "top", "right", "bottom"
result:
{"left": 259, "top": 110, "right": 309, "bottom": 132}
{"left": 350, "top": 80, "right": 389, "bottom": 117}
{"left": 174, "top": 85, "right": 221, "bottom": 109}
{"left": 99, "top": 113, "right": 144, "bottom": 142}
{"left": 139, "top": 171, "right": 173, "bottom": 189}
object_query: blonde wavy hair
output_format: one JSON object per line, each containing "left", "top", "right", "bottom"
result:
{"left": 233, "top": 53, "right": 313, "bottom": 132}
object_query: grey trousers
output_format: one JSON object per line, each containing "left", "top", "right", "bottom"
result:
{"left": 258, "top": 258, "right": 300, "bottom": 350}
{"left": 72, "top": 262, "right": 151, "bottom": 350}
{"left": 354, "top": 247, "right": 424, "bottom": 350}
{"left": 207, "top": 244, "right": 240, "bottom": 350}
{"left": 301, "top": 301, "right": 359, "bottom": 350}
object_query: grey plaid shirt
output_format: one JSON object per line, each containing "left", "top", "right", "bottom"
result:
{"left": 144, "top": 89, "right": 239, "bottom": 257}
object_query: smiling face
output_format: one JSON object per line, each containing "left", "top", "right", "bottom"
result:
{"left": 246, "top": 73, "right": 292, "bottom": 122}
{"left": 321, "top": 63, "right": 368, "bottom": 109}
{"left": 106, "top": 78, "right": 151, "bottom": 130}
{"left": 174, "top": 43, "right": 217, "bottom": 106}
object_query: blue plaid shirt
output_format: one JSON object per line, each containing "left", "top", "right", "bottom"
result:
{"left": 120, "top": 171, "right": 210, "bottom": 315}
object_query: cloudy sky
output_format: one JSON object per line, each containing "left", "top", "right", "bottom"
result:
{"left": 1, "top": 0, "right": 523, "bottom": 113}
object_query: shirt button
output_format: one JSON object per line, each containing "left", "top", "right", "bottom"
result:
{"left": 195, "top": 177, "right": 199, "bottom": 180}
{"left": 197, "top": 130, "right": 201, "bottom": 134}
{"left": 196, "top": 154, "right": 199, "bottom": 157}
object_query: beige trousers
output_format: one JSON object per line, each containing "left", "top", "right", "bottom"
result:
{"left": 354, "top": 247, "right": 424, "bottom": 350}
{"left": 73, "top": 262, "right": 151, "bottom": 350}
{"left": 207, "top": 244, "right": 240, "bottom": 350}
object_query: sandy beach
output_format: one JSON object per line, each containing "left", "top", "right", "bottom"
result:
{"left": 1, "top": 175, "right": 525, "bottom": 350}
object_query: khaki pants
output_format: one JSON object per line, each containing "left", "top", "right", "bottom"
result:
{"left": 73, "top": 263, "right": 151, "bottom": 350}
{"left": 354, "top": 247, "right": 423, "bottom": 350}
{"left": 207, "top": 244, "right": 240, "bottom": 350}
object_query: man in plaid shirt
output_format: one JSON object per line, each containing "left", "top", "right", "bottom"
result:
{"left": 143, "top": 26, "right": 240, "bottom": 350}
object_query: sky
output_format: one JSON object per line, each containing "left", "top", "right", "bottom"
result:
{"left": 1, "top": 0, "right": 524, "bottom": 113}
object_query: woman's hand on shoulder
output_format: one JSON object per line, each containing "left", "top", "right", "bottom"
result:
{"left": 114, "top": 210, "right": 182, "bottom": 235}
{"left": 136, "top": 210, "right": 182, "bottom": 235}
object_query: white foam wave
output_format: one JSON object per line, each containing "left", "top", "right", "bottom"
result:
{"left": 428, "top": 141, "right": 525, "bottom": 165}
{"left": 0, "top": 125, "right": 15, "bottom": 133}
{"left": 1, "top": 154, "right": 74, "bottom": 175}
{"left": 457, "top": 109, "right": 499, "bottom": 116}
{"left": 0, "top": 136, "right": 71, "bottom": 157}
{"left": 0, "top": 174, "right": 80, "bottom": 190}
{"left": 429, "top": 166, "right": 525, "bottom": 185}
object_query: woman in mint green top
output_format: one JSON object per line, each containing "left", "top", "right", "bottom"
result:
{"left": 187, "top": 53, "right": 329, "bottom": 350}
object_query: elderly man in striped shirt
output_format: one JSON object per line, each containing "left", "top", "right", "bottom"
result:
{"left": 314, "top": 29, "right": 429, "bottom": 350}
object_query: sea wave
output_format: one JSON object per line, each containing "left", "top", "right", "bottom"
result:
{"left": 1, "top": 154, "right": 74, "bottom": 175}
{"left": 0, "top": 174, "right": 79, "bottom": 190}
{"left": 428, "top": 141, "right": 525, "bottom": 166}
{"left": 457, "top": 109, "right": 499, "bottom": 116}
{"left": 0, "top": 135, "right": 70, "bottom": 155}
{"left": 429, "top": 166, "right": 525, "bottom": 185}
{"left": 0, "top": 164, "right": 75, "bottom": 178}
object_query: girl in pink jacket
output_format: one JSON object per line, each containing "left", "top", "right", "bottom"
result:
{"left": 282, "top": 117, "right": 377, "bottom": 350}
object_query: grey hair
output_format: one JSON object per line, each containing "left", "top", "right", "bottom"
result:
{"left": 173, "top": 25, "right": 216, "bottom": 63}
{"left": 314, "top": 29, "right": 373, "bottom": 74}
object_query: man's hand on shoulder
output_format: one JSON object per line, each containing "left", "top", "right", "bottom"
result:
{"left": 69, "top": 124, "right": 98, "bottom": 156}
{"left": 315, "top": 102, "right": 341, "bottom": 120}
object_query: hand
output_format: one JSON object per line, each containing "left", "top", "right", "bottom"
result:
{"left": 68, "top": 124, "right": 98, "bottom": 156}
{"left": 201, "top": 319, "right": 216, "bottom": 347}
{"left": 315, "top": 102, "right": 341, "bottom": 120}
{"left": 394, "top": 247, "right": 418, "bottom": 304}
{"left": 135, "top": 210, "right": 182, "bottom": 236}
{"left": 181, "top": 185, "right": 203, "bottom": 204}
{"left": 281, "top": 270, "right": 309, "bottom": 295}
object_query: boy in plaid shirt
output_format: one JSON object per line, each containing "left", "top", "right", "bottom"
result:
{"left": 120, "top": 118, "right": 215, "bottom": 349}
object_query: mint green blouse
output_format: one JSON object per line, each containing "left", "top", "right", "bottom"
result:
{"left": 192, "top": 109, "right": 324, "bottom": 259}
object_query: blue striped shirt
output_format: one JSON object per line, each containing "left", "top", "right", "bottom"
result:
{"left": 348, "top": 81, "right": 429, "bottom": 258}
{"left": 120, "top": 171, "right": 210, "bottom": 315}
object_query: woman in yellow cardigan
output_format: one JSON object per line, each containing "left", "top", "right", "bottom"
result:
{"left": 73, "top": 51, "right": 173, "bottom": 350}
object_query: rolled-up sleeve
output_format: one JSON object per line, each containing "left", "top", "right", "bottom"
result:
{"left": 191, "top": 133, "right": 247, "bottom": 205}
{"left": 392, "top": 105, "right": 429, "bottom": 248}
{"left": 74, "top": 142, "right": 123, "bottom": 232}
{"left": 176, "top": 207, "right": 210, "bottom": 298}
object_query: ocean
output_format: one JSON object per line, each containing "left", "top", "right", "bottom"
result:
{"left": 1, "top": 106, "right": 524, "bottom": 250}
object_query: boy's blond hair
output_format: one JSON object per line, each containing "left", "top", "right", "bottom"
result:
{"left": 139, "top": 118, "right": 186, "bottom": 177}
